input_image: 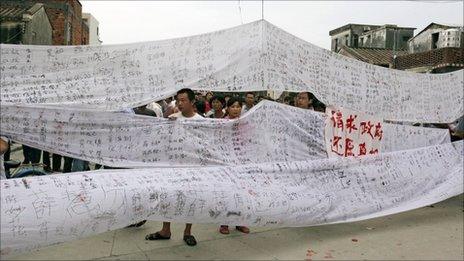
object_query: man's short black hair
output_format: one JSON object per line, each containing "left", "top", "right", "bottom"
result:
{"left": 177, "top": 88, "right": 195, "bottom": 102}
{"left": 246, "top": 92, "right": 255, "bottom": 97}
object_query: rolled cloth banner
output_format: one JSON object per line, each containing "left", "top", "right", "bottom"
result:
{"left": 0, "top": 101, "right": 449, "bottom": 168}
{"left": 1, "top": 20, "right": 462, "bottom": 122}
{"left": 1, "top": 141, "right": 462, "bottom": 256}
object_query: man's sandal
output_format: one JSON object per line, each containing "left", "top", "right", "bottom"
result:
{"left": 219, "top": 225, "right": 230, "bottom": 234}
{"left": 127, "top": 220, "right": 147, "bottom": 228}
{"left": 183, "top": 235, "right": 197, "bottom": 246}
{"left": 236, "top": 226, "right": 250, "bottom": 234}
{"left": 145, "top": 232, "right": 171, "bottom": 240}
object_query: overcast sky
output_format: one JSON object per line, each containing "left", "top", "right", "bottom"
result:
{"left": 81, "top": 1, "right": 463, "bottom": 49}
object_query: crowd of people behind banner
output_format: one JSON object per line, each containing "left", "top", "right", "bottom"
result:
{"left": 0, "top": 88, "right": 463, "bottom": 246}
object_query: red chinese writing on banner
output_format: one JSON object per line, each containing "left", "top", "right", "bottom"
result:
{"left": 325, "top": 106, "right": 383, "bottom": 158}
{"left": 330, "top": 110, "right": 344, "bottom": 131}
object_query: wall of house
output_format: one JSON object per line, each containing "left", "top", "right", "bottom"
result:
{"left": 359, "top": 29, "right": 387, "bottom": 48}
{"left": 330, "top": 25, "right": 380, "bottom": 51}
{"left": 331, "top": 30, "right": 351, "bottom": 52}
{"left": 41, "top": 0, "right": 88, "bottom": 45}
{"left": 385, "top": 29, "right": 414, "bottom": 50}
{"left": 83, "top": 13, "right": 101, "bottom": 45}
{"left": 22, "top": 7, "right": 52, "bottom": 45}
{"left": 437, "top": 29, "right": 463, "bottom": 48}
{"left": 408, "top": 26, "right": 463, "bottom": 53}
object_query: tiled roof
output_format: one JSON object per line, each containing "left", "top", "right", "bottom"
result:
{"left": 339, "top": 46, "right": 408, "bottom": 66}
{"left": 395, "top": 47, "right": 464, "bottom": 70}
{"left": 0, "top": 3, "right": 43, "bottom": 21}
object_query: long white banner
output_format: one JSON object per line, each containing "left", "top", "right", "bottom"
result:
{"left": 0, "top": 101, "right": 450, "bottom": 167}
{"left": 1, "top": 20, "right": 462, "bottom": 122}
{"left": 1, "top": 141, "right": 462, "bottom": 256}
{"left": 263, "top": 21, "right": 464, "bottom": 123}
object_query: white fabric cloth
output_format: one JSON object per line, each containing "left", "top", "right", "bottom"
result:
{"left": 1, "top": 141, "right": 462, "bottom": 256}
{"left": 0, "top": 101, "right": 450, "bottom": 168}
{"left": 1, "top": 20, "right": 462, "bottom": 122}
{"left": 0, "top": 20, "right": 461, "bottom": 257}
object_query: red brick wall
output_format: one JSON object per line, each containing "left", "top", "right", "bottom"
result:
{"left": 42, "top": 0, "right": 88, "bottom": 45}
{"left": 45, "top": 7, "right": 65, "bottom": 45}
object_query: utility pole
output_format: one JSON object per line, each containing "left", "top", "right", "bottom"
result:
{"left": 261, "top": 0, "right": 264, "bottom": 20}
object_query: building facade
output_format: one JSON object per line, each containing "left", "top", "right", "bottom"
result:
{"left": 408, "top": 23, "right": 464, "bottom": 53}
{"left": 358, "top": 25, "right": 415, "bottom": 50}
{"left": 329, "top": 24, "right": 415, "bottom": 52}
{"left": 329, "top": 24, "right": 381, "bottom": 52}
{"left": 82, "top": 12, "right": 101, "bottom": 45}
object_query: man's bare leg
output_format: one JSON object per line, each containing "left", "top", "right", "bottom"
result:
{"left": 184, "top": 223, "right": 192, "bottom": 236}
{"left": 183, "top": 223, "right": 197, "bottom": 246}
{"left": 145, "top": 221, "right": 171, "bottom": 240}
{"left": 158, "top": 222, "right": 171, "bottom": 237}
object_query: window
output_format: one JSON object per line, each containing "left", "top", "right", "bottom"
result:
{"left": 431, "top": 32, "right": 439, "bottom": 49}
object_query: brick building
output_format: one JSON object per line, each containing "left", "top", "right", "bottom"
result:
{"left": 2, "top": 0, "right": 89, "bottom": 45}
